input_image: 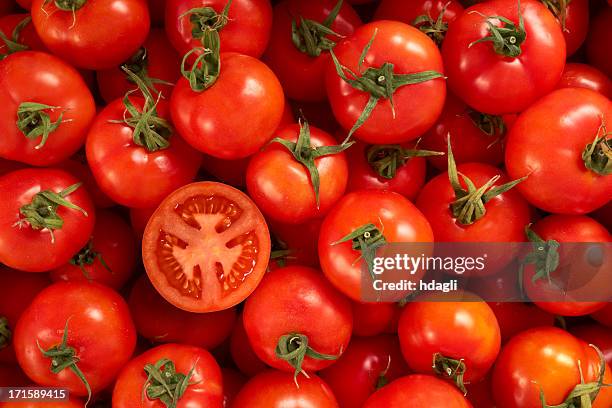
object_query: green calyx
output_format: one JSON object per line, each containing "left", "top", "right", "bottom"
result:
{"left": 446, "top": 137, "right": 526, "bottom": 225}
{"left": 468, "top": 110, "right": 506, "bottom": 137}
{"left": 142, "top": 358, "right": 196, "bottom": 408}
{"left": 412, "top": 2, "right": 451, "bottom": 46}
{"left": 366, "top": 144, "right": 443, "bottom": 179}
{"left": 121, "top": 47, "right": 171, "bottom": 97}
{"left": 271, "top": 120, "right": 353, "bottom": 206}
{"left": 0, "top": 16, "right": 31, "bottom": 59}
{"left": 16, "top": 183, "right": 87, "bottom": 244}
{"left": 330, "top": 29, "right": 444, "bottom": 142}
{"left": 541, "top": 0, "right": 570, "bottom": 31}
{"left": 292, "top": 0, "right": 344, "bottom": 57}
{"left": 37, "top": 320, "right": 91, "bottom": 405}
{"left": 182, "top": 1, "right": 232, "bottom": 43}
{"left": 518, "top": 226, "right": 560, "bottom": 294}
{"left": 432, "top": 353, "right": 467, "bottom": 395}
{"left": 275, "top": 333, "right": 338, "bottom": 384}
{"left": 16, "top": 102, "right": 64, "bottom": 150}
{"left": 52, "top": 0, "right": 87, "bottom": 11}
{"left": 70, "top": 239, "right": 112, "bottom": 280}
{"left": 582, "top": 121, "right": 611, "bottom": 176}
{"left": 0, "top": 316, "right": 11, "bottom": 350}
{"left": 469, "top": 0, "right": 526, "bottom": 57}
{"left": 332, "top": 223, "right": 387, "bottom": 280}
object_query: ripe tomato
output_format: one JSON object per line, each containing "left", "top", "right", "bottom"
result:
{"left": 243, "top": 266, "right": 352, "bottom": 375}
{"left": 557, "top": 62, "right": 612, "bottom": 100}
{"left": 142, "top": 181, "right": 271, "bottom": 312}
{"left": 1, "top": 399, "right": 84, "bottom": 408}
{"left": 572, "top": 324, "right": 612, "bottom": 366}
{"left": 320, "top": 335, "right": 409, "bottom": 407}
{"left": 129, "top": 275, "right": 236, "bottom": 349}
{"left": 0, "top": 168, "right": 95, "bottom": 272}
{"left": 96, "top": 29, "right": 181, "bottom": 103}
{"left": 222, "top": 367, "right": 247, "bottom": 407}
{"left": 442, "top": 0, "right": 565, "bottom": 114}
{"left": 363, "top": 374, "right": 473, "bottom": 407}
{"left": 487, "top": 302, "right": 554, "bottom": 343}
{"left": 112, "top": 343, "right": 223, "bottom": 408}
{"left": 264, "top": 0, "right": 362, "bottom": 101}
{"left": 231, "top": 370, "right": 339, "bottom": 408}
{"left": 465, "top": 375, "right": 495, "bottom": 408}
{"left": 267, "top": 217, "right": 322, "bottom": 269}
{"left": 230, "top": 313, "right": 268, "bottom": 377}
{"left": 326, "top": 20, "right": 445, "bottom": 144}
{"left": 319, "top": 189, "right": 434, "bottom": 301}
{"left": 0, "top": 13, "right": 46, "bottom": 58}
{"left": 505, "top": 88, "right": 612, "bottom": 214}
{"left": 170, "top": 52, "right": 284, "bottom": 159}
{"left": 50, "top": 210, "right": 136, "bottom": 290}
{"left": 165, "top": 0, "right": 272, "bottom": 59}
{"left": 586, "top": 7, "right": 612, "bottom": 78}
{"left": 56, "top": 156, "right": 115, "bottom": 209}
{"left": 0, "top": 1, "right": 15, "bottom": 15}
{"left": 351, "top": 301, "right": 400, "bottom": 336}
{"left": 247, "top": 122, "right": 349, "bottom": 224}
{"left": 0, "top": 363, "right": 30, "bottom": 387}
{"left": 31, "top": 0, "right": 150, "bottom": 70}
{"left": 0, "top": 51, "right": 95, "bottom": 166}
{"left": 542, "top": 0, "right": 588, "bottom": 55}
{"left": 592, "top": 303, "right": 612, "bottom": 328}
{"left": 14, "top": 282, "right": 136, "bottom": 398}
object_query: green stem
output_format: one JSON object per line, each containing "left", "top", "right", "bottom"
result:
{"left": 518, "top": 225, "right": 560, "bottom": 295}
{"left": 366, "top": 144, "right": 443, "bottom": 179}
{"left": 468, "top": 110, "right": 506, "bottom": 137}
{"left": 16, "top": 102, "right": 64, "bottom": 149}
{"left": 468, "top": 0, "right": 526, "bottom": 57}
{"left": 120, "top": 47, "right": 172, "bottom": 97}
{"left": 0, "top": 16, "right": 31, "bottom": 59}
{"left": 541, "top": 0, "right": 569, "bottom": 31}
{"left": 52, "top": 0, "right": 87, "bottom": 11}
{"left": 582, "top": 121, "right": 611, "bottom": 176}
{"left": 332, "top": 223, "right": 387, "bottom": 280}
{"left": 275, "top": 333, "right": 338, "bottom": 384}
{"left": 432, "top": 353, "right": 467, "bottom": 395}
{"left": 292, "top": 0, "right": 344, "bottom": 57}
{"left": 0, "top": 317, "right": 10, "bottom": 350}
{"left": 142, "top": 358, "right": 197, "bottom": 408}
{"left": 412, "top": 1, "right": 451, "bottom": 46}
{"left": 69, "top": 239, "right": 112, "bottom": 280}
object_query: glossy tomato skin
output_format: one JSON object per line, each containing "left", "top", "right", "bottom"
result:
{"left": 170, "top": 52, "right": 284, "bottom": 159}
{"left": 14, "top": 282, "right": 136, "bottom": 397}
{"left": 50, "top": 210, "right": 136, "bottom": 290}
{"left": 243, "top": 266, "right": 353, "bottom": 373}
{"left": 442, "top": 0, "right": 565, "bottom": 114}
{"left": 487, "top": 302, "right": 554, "bottom": 343}
{"left": 586, "top": 8, "right": 612, "bottom": 78}
{"left": 319, "top": 189, "right": 434, "bottom": 301}
{"left": 165, "top": 0, "right": 272, "bottom": 59}
{"left": 572, "top": 324, "right": 612, "bottom": 366}
{"left": 129, "top": 275, "right": 236, "bottom": 350}
{"left": 96, "top": 29, "right": 181, "bottom": 103}
{"left": 556, "top": 0, "right": 589, "bottom": 56}
{"left": 112, "top": 343, "right": 223, "bottom": 408}
{"left": 247, "top": 124, "right": 349, "bottom": 224}
{"left": 142, "top": 181, "right": 271, "bottom": 313}
{"left": 87, "top": 96, "right": 202, "bottom": 209}
{"left": 363, "top": 374, "right": 473, "bottom": 407}
{"left": 374, "top": 0, "right": 464, "bottom": 37}
{"left": 319, "top": 335, "right": 409, "bottom": 408}
{"left": 57, "top": 157, "right": 116, "bottom": 209}
{"left": 325, "top": 21, "right": 446, "bottom": 144}
{"left": 231, "top": 370, "right": 339, "bottom": 408}
{"left": 0, "top": 169, "right": 95, "bottom": 272}
{"left": 230, "top": 313, "right": 268, "bottom": 377}
{"left": 0, "top": 13, "right": 46, "bottom": 57}
{"left": 31, "top": 0, "right": 150, "bottom": 70}
{"left": 505, "top": 88, "right": 612, "bottom": 215}
{"left": 0, "top": 51, "right": 95, "bottom": 166}
{"left": 557, "top": 62, "right": 612, "bottom": 100}
{"left": 264, "top": 0, "right": 362, "bottom": 101}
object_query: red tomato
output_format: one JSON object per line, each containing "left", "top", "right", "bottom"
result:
{"left": 442, "top": 0, "right": 565, "bottom": 114}
{"left": 147, "top": 0, "right": 165, "bottom": 26}
{"left": 56, "top": 156, "right": 115, "bottom": 209}
{"left": 96, "top": 29, "right": 181, "bottom": 103}
{"left": 0, "top": 13, "right": 46, "bottom": 58}
{"left": 0, "top": 168, "right": 95, "bottom": 272}
{"left": 0, "top": 0, "right": 16, "bottom": 16}
{"left": 591, "top": 201, "right": 612, "bottom": 232}
{"left": 0, "top": 51, "right": 95, "bottom": 166}
{"left": 586, "top": 7, "right": 612, "bottom": 77}
{"left": 230, "top": 313, "right": 268, "bottom": 377}
{"left": 592, "top": 303, "right": 612, "bottom": 328}
{"left": 165, "top": 0, "right": 272, "bottom": 59}
{"left": 87, "top": 96, "right": 202, "bottom": 209}
{"left": 557, "top": 62, "right": 612, "bottom": 100}
{"left": 325, "top": 20, "right": 446, "bottom": 144}
{"left": 129, "top": 274, "right": 236, "bottom": 349}
{"left": 50, "top": 210, "right": 136, "bottom": 290}
{"left": 363, "top": 374, "right": 473, "bottom": 407}
{"left": 351, "top": 301, "right": 399, "bottom": 337}
{"left": 170, "top": 52, "right": 284, "bottom": 159}
{"left": 505, "top": 88, "right": 612, "bottom": 214}
{"left": 231, "top": 370, "right": 339, "bottom": 408}
{"left": 31, "top": 0, "right": 150, "bottom": 70}
{"left": 465, "top": 375, "right": 495, "bottom": 408}
{"left": 14, "top": 282, "right": 136, "bottom": 397}
{"left": 319, "top": 189, "right": 434, "bottom": 301}
{"left": 572, "top": 324, "right": 612, "bottom": 366}
{"left": 264, "top": 0, "right": 362, "bottom": 101}
{"left": 320, "top": 335, "right": 409, "bottom": 408}
{"left": 1, "top": 400, "right": 84, "bottom": 408}
{"left": 15, "top": 0, "right": 31, "bottom": 9}
{"left": 243, "top": 266, "right": 352, "bottom": 374}
{"left": 0, "top": 363, "right": 30, "bottom": 387}
{"left": 129, "top": 206, "right": 155, "bottom": 239}
{"left": 142, "top": 181, "right": 271, "bottom": 312}
{"left": 112, "top": 343, "right": 223, "bottom": 408}
{"left": 487, "top": 302, "right": 554, "bottom": 343}
{"left": 222, "top": 367, "right": 247, "bottom": 408}
{"left": 542, "top": 0, "right": 588, "bottom": 55}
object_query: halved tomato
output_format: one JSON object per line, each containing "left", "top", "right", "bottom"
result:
{"left": 142, "top": 181, "right": 271, "bottom": 312}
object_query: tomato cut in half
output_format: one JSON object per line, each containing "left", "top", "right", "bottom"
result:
{"left": 142, "top": 182, "right": 271, "bottom": 312}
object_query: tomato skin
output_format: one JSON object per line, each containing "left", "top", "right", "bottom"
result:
{"left": 487, "top": 302, "right": 554, "bottom": 343}
{"left": 374, "top": 0, "right": 464, "bottom": 34}
{"left": 230, "top": 313, "right": 268, "bottom": 377}
{"left": 86, "top": 96, "right": 202, "bottom": 209}
{"left": 31, "top": 0, "right": 150, "bottom": 70}
{"left": 129, "top": 275, "right": 236, "bottom": 350}
{"left": 325, "top": 20, "right": 446, "bottom": 144}
{"left": 170, "top": 53, "right": 284, "bottom": 159}
{"left": 465, "top": 375, "right": 495, "bottom": 408}
{"left": 572, "top": 324, "right": 612, "bottom": 366}
{"left": 442, "top": 0, "right": 565, "bottom": 114}
{"left": 1, "top": 398, "right": 84, "bottom": 407}
{"left": 363, "top": 374, "right": 473, "bottom": 407}
{"left": 557, "top": 62, "right": 612, "bottom": 100}
{"left": 50, "top": 210, "right": 136, "bottom": 290}
{"left": 247, "top": 124, "right": 349, "bottom": 224}
{"left": 0, "top": 51, "right": 96, "bottom": 166}
{"left": 112, "top": 343, "right": 223, "bottom": 408}
{"left": 319, "top": 335, "right": 409, "bottom": 408}
{"left": 57, "top": 157, "right": 116, "bottom": 209}
{"left": 0, "top": 363, "right": 30, "bottom": 387}
{"left": 129, "top": 206, "right": 155, "bottom": 239}
{"left": 0, "top": 13, "right": 46, "bottom": 57}
{"left": 264, "top": 0, "right": 362, "bottom": 102}
{"left": 557, "top": 0, "right": 589, "bottom": 56}
{"left": 592, "top": 304, "right": 612, "bottom": 328}
{"left": 96, "top": 29, "right": 181, "bottom": 103}
{"left": 267, "top": 217, "right": 322, "bottom": 268}
{"left": 0, "top": 168, "right": 95, "bottom": 273}
{"left": 586, "top": 8, "right": 612, "bottom": 78}
{"left": 243, "top": 266, "right": 353, "bottom": 373}
{"left": 505, "top": 88, "right": 612, "bottom": 215}
{"left": 231, "top": 370, "right": 339, "bottom": 408}
{"left": 165, "top": 0, "right": 272, "bottom": 59}
{"left": 222, "top": 367, "right": 247, "bottom": 408}
{"left": 351, "top": 301, "right": 399, "bottom": 336}
{"left": 14, "top": 282, "right": 136, "bottom": 397}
